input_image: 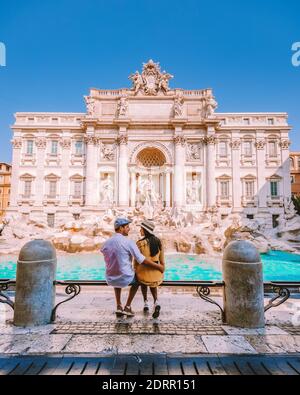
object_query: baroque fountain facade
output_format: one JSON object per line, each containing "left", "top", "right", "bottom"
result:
{"left": 1, "top": 60, "right": 300, "bottom": 255}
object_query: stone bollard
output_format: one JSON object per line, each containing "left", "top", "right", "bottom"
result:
{"left": 222, "top": 240, "right": 265, "bottom": 328}
{"left": 14, "top": 239, "right": 57, "bottom": 326}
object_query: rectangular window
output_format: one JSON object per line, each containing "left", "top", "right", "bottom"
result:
{"left": 291, "top": 176, "right": 295, "bottom": 184}
{"left": 24, "top": 180, "right": 31, "bottom": 197}
{"left": 75, "top": 141, "right": 83, "bottom": 156}
{"left": 269, "top": 142, "right": 277, "bottom": 157}
{"left": 49, "top": 181, "right": 57, "bottom": 197}
{"left": 219, "top": 142, "right": 227, "bottom": 157}
{"left": 272, "top": 215, "right": 279, "bottom": 229}
{"left": 47, "top": 214, "right": 55, "bottom": 228}
{"left": 247, "top": 214, "right": 254, "bottom": 220}
{"left": 74, "top": 182, "right": 82, "bottom": 197}
{"left": 220, "top": 181, "right": 229, "bottom": 198}
{"left": 268, "top": 118, "right": 274, "bottom": 125}
{"left": 244, "top": 141, "right": 252, "bottom": 157}
{"left": 244, "top": 118, "right": 250, "bottom": 125}
{"left": 51, "top": 141, "right": 58, "bottom": 155}
{"left": 245, "top": 181, "right": 254, "bottom": 198}
{"left": 270, "top": 181, "right": 278, "bottom": 197}
{"left": 26, "top": 140, "right": 34, "bottom": 155}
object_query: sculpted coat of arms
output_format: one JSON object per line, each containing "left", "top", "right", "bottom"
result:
{"left": 129, "top": 59, "right": 173, "bottom": 95}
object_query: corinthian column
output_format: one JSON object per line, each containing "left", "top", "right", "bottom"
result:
{"left": 231, "top": 138, "right": 241, "bottom": 211}
{"left": 280, "top": 138, "right": 292, "bottom": 202}
{"left": 9, "top": 137, "right": 22, "bottom": 209}
{"left": 255, "top": 136, "right": 267, "bottom": 208}
{"left": 35, "top": 136, "right": 47, "bottom": 207}
{"left": 130, "top": 169, "right": 136, "bottom": 207}
{"left": 173, "top": 135, "right": 186, "bottom": 207}
{"left": 59, "top": 137, "right": 71, "bottom": 206}
{"left": 85, "top": 135, "right": 97, "bottom": 206}
{"left": 165, "top": 170, "right": 171, "bottom": 207}
{"left": 117, "top": 134, "right": 129, "bottom": 207}
{"left": 205, "top": 132, "right": 216, "bottom": 209}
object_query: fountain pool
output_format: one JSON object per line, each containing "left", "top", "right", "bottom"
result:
{"left": 0, "top": 251, "right": 299, "bottom": 282}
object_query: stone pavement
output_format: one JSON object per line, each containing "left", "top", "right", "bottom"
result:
{"left": 0, "top": 286, "right": 299, "bottom": 356}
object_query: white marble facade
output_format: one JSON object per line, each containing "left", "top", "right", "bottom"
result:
{"left": 9, "top": 60, "right": 292, "bottom": 228}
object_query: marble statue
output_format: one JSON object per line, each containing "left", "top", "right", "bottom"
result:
{"left": 205, "top": 93, "right": 218, "bottom": 117}
{"left": 138, "top": 174, "right": 159, "bottom": 205}
{"left": 284, "top": 198, "right": 297, "bottom": 220}
{"left": 100, "top": 175, "right": 114, "bottom": 203}
{"left": 158, "top": 71, "right": 173, "bottom": 94}
{"left": 174, "top": 94, "right": 184, "bottom": 117}
{"left": 117, "top": 96, "right": 128, "bottom": 117}
{"left": 129, "top": 71, "right": 144, "bottom": 94}
{"left": 186, "top": 174, "right": 201, "bottom": 204}
{"left": 84, "top": 96, "right": 96, "bottom": 116}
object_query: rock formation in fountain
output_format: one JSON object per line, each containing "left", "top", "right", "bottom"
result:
{"left": 0, "top": 203, "right": 300, "bottom": 255}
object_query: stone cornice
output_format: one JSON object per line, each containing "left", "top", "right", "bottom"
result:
{"left": 170, "top": 118, "right": 188, "bottom": 128}
{"left": 113, "top": 118, "right": 131, "bottom": 128}
{"left": 218, "top": 126, "right": 292, "bottom": 131}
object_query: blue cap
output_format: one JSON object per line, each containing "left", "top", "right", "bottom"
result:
{"left": 114, "top": 217, "right": 132, "bottom": 229}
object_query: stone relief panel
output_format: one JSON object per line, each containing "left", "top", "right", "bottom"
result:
{"left": 100, "top": 143, "right": 116, "bottom": 161}
{"left": 186, "top": 143, "right": 202, "bottom": 162}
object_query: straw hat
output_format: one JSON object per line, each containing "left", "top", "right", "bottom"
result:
{"left": 140, "top": 219, "right": 155, "bottom": 235}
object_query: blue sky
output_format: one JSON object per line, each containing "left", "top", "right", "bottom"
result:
{"left": 0, "top": 0, "right": 299, "bottom": 163}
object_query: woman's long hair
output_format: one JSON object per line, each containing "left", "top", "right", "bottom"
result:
{"left": 142, "top": 228, "right": 162, "bottom": 257}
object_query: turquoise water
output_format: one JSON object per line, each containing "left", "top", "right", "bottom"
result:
{"left": 0, "top": 251, "right": 299, "bottom": 282}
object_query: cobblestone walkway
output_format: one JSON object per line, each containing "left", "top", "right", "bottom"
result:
{"left": 51, "top": 322, "right": 226, "bottom": 335}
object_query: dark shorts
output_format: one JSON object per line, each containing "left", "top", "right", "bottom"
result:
{"left": 129, "top": 275, "right": 140, "bottom": 286}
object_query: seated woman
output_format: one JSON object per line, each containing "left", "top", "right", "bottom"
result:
{"left": 134, "top": 220, "right": 165, "bottom": 318}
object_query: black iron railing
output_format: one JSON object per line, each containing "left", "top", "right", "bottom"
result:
{"left": 0, "top": 279, "right": 299, "bottom": 323}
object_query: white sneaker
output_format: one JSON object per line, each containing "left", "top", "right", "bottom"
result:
{"left": 143, "top": 301, "right": 149, "bottom": 313}
{"left": 152, "top": 301, "right": 161, "bottom": 319}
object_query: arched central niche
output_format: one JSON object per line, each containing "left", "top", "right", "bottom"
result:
{"left": 136, "top": 147, "right": 166, "bottom": 168}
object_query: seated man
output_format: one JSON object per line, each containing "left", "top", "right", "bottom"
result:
{"left": 101, "top": 217, "right": 164, "bottom": 317}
